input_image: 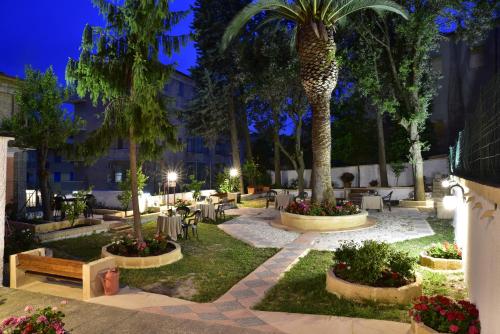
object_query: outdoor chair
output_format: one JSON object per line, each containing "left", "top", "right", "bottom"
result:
{"left": 265, "top": 190, "right": 278, "bottom": 208}
{"left": 53, "top": 195, "right": 65, "bottom": 221}
{"left": 186, "top": 209, "right": 202, "bottom": 240}
{"left": 294, "top": 191, "right": 308, "bottom": 202}
{"left": 84, "top": 194, "right": 97, "bottom": 218}
{"left": 176, "top": 206, "right": 191, "bottom": 238}
{"left": 215, "top": 201, "right": 228, "bottom": 221}
{"left": 382, "top": 191, "right": 393, "bottom": 211}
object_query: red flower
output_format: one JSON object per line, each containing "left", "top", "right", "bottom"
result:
{"left": 449, "top": 324, "right": 460, "bottom": 333}
{"left": 391, "top": 272, "right": 399, "bottom": 280}
{"left": 468, "top": 325, "right": 480, "bottom": 334}
{"left": 414, "top": 303, "right": 429, "bottom": 311}
{"left": 440, "top": 309, "right": 447, "bottom": 316}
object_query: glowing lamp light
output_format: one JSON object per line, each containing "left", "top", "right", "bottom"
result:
{"left": 167, "top": 171, "right": 178, "bottom": 182}
{"left": 229, "top": 168, "right": 239, "bottom": 178}
{"left": 443, "top": 195, "right": 458, "bottom": 210}
{"left": 441, "top": 179, "right": 451, "bottom": 188}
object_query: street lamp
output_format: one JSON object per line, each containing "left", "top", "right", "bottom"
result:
{"left": 166, "top": 171, "right": 178, "bottom": 207}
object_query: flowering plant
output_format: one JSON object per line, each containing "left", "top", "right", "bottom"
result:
{"left": 174, "top": 199, "right": 192, "bottom": 208}
{"left": 426, "top": 242, "right": 462, "bottom": 260}
{"left": 286, "top": 201, "right": 360, "bottom": 216}
{"left": 1, "top": 302, "right": 68, "bottom": 334}
{"left": 107, "top": 233, "right": 174, "bottom": 257}
{"left": 410, "top": 296, "right": 480, "bottom": 334}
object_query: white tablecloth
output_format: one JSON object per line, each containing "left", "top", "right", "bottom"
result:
{"left": 276, "top": 193, "right": 292, "bottom": 210}
{"left": 157, "top": 215, "right": 183, "bottom": 241}
{"left": 196, "top": 203, "right": 216, "bottom": 220}
{"left": 361, "top": 195, "right": 384, "bottom": 211}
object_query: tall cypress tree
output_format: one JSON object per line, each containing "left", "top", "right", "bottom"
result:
{"left": 190, "top": 0, "right": 251, "bottom": 193}
{"left": 66, "top": 0, "right": 188, "bottom": 240}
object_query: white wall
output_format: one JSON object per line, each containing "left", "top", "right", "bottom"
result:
{"left": 454, "top": 178, "right": 500, "bottom": 333}
{"left": 274, "top": 156, "right": 449, "bottom": 188}
{"left": 0, "top": 137, "right": 13, "bottom": 286}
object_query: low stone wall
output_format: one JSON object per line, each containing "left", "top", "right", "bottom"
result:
{"left": 399, "top": 200, "right": 434, "bottom": 209}
{"left": 279, "top": 211, "right": 371, "bottom": 232}
{"left": 38, "top": 221, "right": 112, "bottom": 243}
{"left": 101, "top": 241, "right": 182, "bottom": 269}
{"left": 410, "top": 320, "right": 444, "bottom": 334}
{"left": 10, "top": 218, "right": 103, "bottom": 234}
{"left": 419, "top": 252, "right": 462, "bottom": 270}
{"left": 325, "top": 270, "right": 422, "bottom": 305}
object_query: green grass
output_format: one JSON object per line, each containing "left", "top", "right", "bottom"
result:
{"left": 254, "top": 218, "right": 466, "bottom": 322}
{"left": 46, "top": 215, "right": 278, "bottom": 302}
{"left": 239, "top": 198, "right": 267, "bottom": 208}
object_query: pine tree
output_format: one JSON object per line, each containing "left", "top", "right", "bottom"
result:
{"left": 66, "top": 0, "right": 188, "bottom": 240}
{"left": 2, "top": 66, "right": 83, "bottom": 221}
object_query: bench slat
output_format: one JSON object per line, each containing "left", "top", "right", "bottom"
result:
{"left": 17, "top": 254, "right": 84, "bottom": 280}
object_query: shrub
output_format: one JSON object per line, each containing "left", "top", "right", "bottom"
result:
{"left": 174, "top": 198, "right": 192, "bottom": 208}
{"left": 4, "top": 228, "right": 39, "bottom": 262}
{"left": 117, "top": 167, "right": 149, "bottom": 213}
{"left": 61, "top": 189, "right": 89, "bottom": 226}
{"left": 286, "top": 201, "right": 360, "bottom": 216}
{"left": 409, "top": 296, "right": 480, "bottom": 334}
{"left": 216, "top": 169, "right": 239, "bottom": 193}
{"left": 426, "top": 242, "right": 462, "bottom": 260}
{"left": 333, "top": 240, "right": 416, "bottom": 288}
{"left": 107, "top": 233, "right": 174, "bottom": 257}
{"left": 340, "top": 172, "right": 355, "bottom": 184}
{"left": 369, "top": 180, "right": 379, "bottom": 187}
{"left": 1, "top": 303, "right": 68, "bottom": 334}
{"left": 185, "top": 175, "right": 204, "bottom": 201}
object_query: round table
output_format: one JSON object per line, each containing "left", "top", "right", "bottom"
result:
{"left": 157, "top": 215, "right": 183, "bottom": 241}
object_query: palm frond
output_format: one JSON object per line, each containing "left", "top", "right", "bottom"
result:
{"left": 327, "top": 0, "right": 408, "bottom": 24}
{"left": 222, "top": 0, "right": 303, "bottom": 51}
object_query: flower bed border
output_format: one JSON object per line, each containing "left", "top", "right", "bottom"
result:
{"left": 411, "top": 319, "right": 449, "bottom": 334}
{"left": 279, "top": 211, "right": 372, "bottom": 232}
{"left": 101, "top": 241, "right": 182, "bottom": 269}
{"left": 325, "top": 270, "right": 422, "bottom": 304}
{"left": 419, "top": 252, "right": 462, "bottom": 271}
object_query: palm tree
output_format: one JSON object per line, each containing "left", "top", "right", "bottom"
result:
{"left": 223, "top": 0, "right": 407, "bottom": 203}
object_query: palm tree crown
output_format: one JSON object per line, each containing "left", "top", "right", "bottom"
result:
{"left": 223, "top": 0, "right": 408, "bottom": 48}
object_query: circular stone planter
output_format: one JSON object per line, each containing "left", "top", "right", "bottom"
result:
{"left": 279, "top": 211, "right": 372, "bottom": 232}
{"left": 419, "top": 252, "right": 462, "bottom": 271}
{"left": 101, "top": 241, "right": 182, "bottom": 269}
{"left": 325, "top": 270, "right": 422, "bottom": 304}
{"left": 411, "top": 320, "right": 449, "bottom": 334}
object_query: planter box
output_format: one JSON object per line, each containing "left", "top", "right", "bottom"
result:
{"left": 419, "top": 252, "right": 462, "bottom": 270}
{"left": 38, "top": 222, "right": 111, "bottom": 243}
{"left": 325, "top": 270, "right": 422, "bottom": 304}
{"left": 247, "top": 187, "right": 256, "bottom": 195}
{"left": 411, "top": 320, "right": 449, "bottom": 334}
{"left": 101, "top": 241, "right": 182, "bottom": 269}
{"left": 280, "top": 211, "right": 371, "bottom": 232}
{"left": 400, "top": 200, "right": 434, "bottom": 209}
{"left": 10, "top": 218, "right": 102, "bottom": 234}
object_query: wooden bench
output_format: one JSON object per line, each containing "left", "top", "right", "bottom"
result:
{"left": 10, "top": 248, "right": 116, "bottom": 300}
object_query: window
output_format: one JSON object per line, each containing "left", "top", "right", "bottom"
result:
{"left": 115, "top": 172, "right": 123, "bottom": 183}
{"left": 53, "top": 172, "right": 61, "bottom": 183}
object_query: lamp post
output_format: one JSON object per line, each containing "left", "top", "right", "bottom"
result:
{"left": 166, "top": 171, "right": 178, "bottom": 208}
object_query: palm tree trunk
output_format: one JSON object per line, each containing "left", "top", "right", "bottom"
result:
{"left": 228, "top": 92, "right": 244, "bottom": 193}
{"left": 297, "top": 25, "right": 337, "bottom": 203}
{"left": 129, "top": 127, "right": 143, "bottom": 241}
{"left": 240, "top": 109, "right": 253, "bottom": 162}
{"left": 272, "top": 109, "right": 281, "bottom": 188}
{"left": 37, "top": 147, "right": 52, "bottom": 221}
{"left": 410, "top": 121, "right": 425, "bottom": 201}
{"left": 376, "top": 111, "right": 389, "bottom": 187}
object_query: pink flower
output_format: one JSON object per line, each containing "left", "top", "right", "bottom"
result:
{"left": 449, "top": 324, "right": 460, "bottom": 333}
{"left": 468, "top": 325, "right": 480, "bottom": 334}
{"left": 60, "top": 300, "right": 68, "bottom": 305}
{"left": 24, "top": 305, "right": 34, "bottom": 313}
{"left": 1, "top": 317, "right": 16, "bottom": 327}
{"left": 36, "top": 315, "right": 48, "bottom": 324}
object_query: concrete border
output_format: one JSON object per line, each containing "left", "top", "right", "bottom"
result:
{"left": 419, "top": 252, "right": 462, "bottom": 271}
{"left": 399, "top": 200, "right": 434, "bottom": 209}
{"left": 11, "top": 218, "right": 102, "bottom": 234}
{"left": 279, "top": 211, "right": 370, "bottom": 232}
{"left": 101, "top": 241, "right": 182, "bottom": 269}
{"left": 411, "top": 320, "right": 445, "bottom": 334}
{"left": 325, "top": 270, "right": 422, "bottom": 304}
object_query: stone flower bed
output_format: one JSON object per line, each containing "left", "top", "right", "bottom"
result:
{"left": 420, "top": 242, "right": 462, "bottom": 270}
{"left": 11, "top": 218, "right": 102, "bottom": 234}
{"left": 280, "top": 201, "right": 371, "bottom": 232}
{"left": 409, "top": 296, "right": 480, "bottom": 334}
{"left": 101, "top": 234, "right": 182, "bottom": 269}
{"left": 326, "top": 240, "right": 422, "bottom": 304}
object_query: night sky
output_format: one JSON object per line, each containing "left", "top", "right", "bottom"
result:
{"left": 0, "top": 0, "right": 197, "bottom": 83}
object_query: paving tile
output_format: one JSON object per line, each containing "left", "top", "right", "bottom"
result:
{"left": 244, "top": 279, "right": 269, "bottom": 288}
{"left": 161, "top": 305, "right": 192, "bottom": 314}
{"left": 214, "top": 300, "right": 245, "bottom": 312}
{"left": 198, "top": 312, "right": 228, "bottom": 321}
{"left": 234, "top": 317, "right": 267, "bottom": 327}
{"left": 256, "top": 270, "right": 276, "bottom": 279}
{"left": 231, "top": 289, "right": 258, "bottom": 299}
{"left": 222, "top": 309, "right": 256, "bottom": 320}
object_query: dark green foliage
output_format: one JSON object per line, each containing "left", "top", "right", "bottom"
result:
{"left": 333, "top": 240, "right": 416, "bottom": 288}
{"left": 4, "top": 229, "right": 39, "bottom": 263}
{"left": 117, "top": 168, "right": 149, "bottom": 212}
{"left": 185, "top": 175, "right": 205, "bottom": 201}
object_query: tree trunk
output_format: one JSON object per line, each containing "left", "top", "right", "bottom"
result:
{"left": 37, "top": 147, "right": 52, "bottom": 221}
{"left": 376, "top": 111, "right": 389, "bottom": 187}
{"left": 129, "top": 127, "right": 143, "bottom": 241}
{"left": 240, "top": 109, "right": 253, "bottom": 162}
{"left": 410, "top": 121, "right": 425, "bottom": 201}
{"left": 297, "top": 25, "right": 338, "bottom": 203}
{"left": 272, "top": 109, "right": 281, "bottom": 188}
{"left": 228, "top": 92, "right": 244, "bottom": 193}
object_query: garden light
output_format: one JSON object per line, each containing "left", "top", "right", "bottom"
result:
{"left": 229, "top": 168, "right": 239, "bottom": 178}
{"left": 441, "top": 179, "right": 451, "bottom": 188}
{"left": 167, "top": 171, "right": 178, "bottom": 182}
{"left": 443, "top": 195, "right": 458, "bottom": 210}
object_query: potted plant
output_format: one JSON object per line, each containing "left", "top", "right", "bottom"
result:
{"left": 340, "top": 172, "right": 355, "bottom": 188}
{"left": 326, "top": 240, "right": 422, "bottom": 304}
{"left": 409, "top": 296, "right": 480, "bottom": 334}
{"left": 420, "top": 242, "right": 462, "bottom": 270}
{"left": 369, "top": 180, "right": 379, "bottom": 187}
{"left": 242, "top": 160, "right": 260, "bottom": 194}
{"left": 185, "top": 174, "right": 204, "bottom": 202}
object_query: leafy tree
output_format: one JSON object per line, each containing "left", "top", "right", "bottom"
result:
{"left": 1, "top": 66, "right": 83, "bottom": 220}
{"left": 223, "top": 0, "right": 407, "bottom": 203}
{"left": 62, "top": 189, "right": 90, "bottom": 226}
{"left": 66, "top": 0, "right": 187, "bottom": 240}
{"left": 242, "top": 160, "right": 261, "bottom": 187}
{"left": 185, "top": 175, "right": 205, "bottom": 201}
{"left": 191, "top": 0, "right": 252, "bottom": 193}
{"left": 117, "top": 168, "right": 149, "bottom": 214}
{"left": 390, "top": 161, "right": 407, "bottom": 186}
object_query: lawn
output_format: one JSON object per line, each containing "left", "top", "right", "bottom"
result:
{"left": 239, "top": 198, "right": 267, "bottom": 208}
{"left": 46, "top": 215, "right": 278, "bottom": 302}
{"left": 254, "top": 218, "right": 466, "bottom": 323}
